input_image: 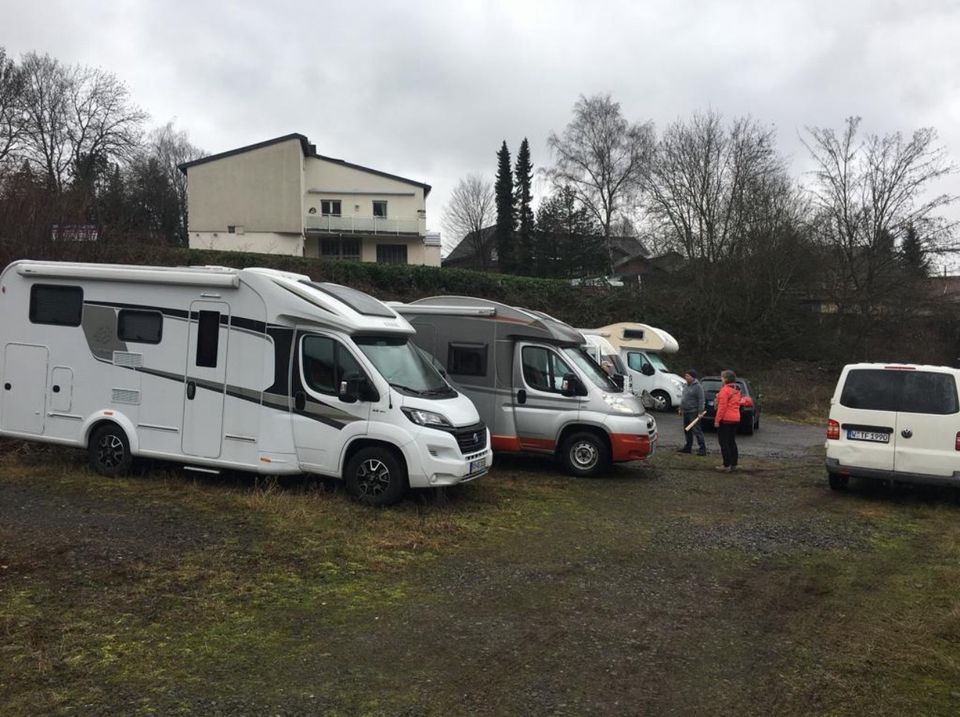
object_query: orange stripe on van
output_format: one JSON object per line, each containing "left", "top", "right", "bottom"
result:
{"left": 491, "top": 435, "right": 522, "bottom": 452}
{"left": 610, "top": 433, "right": 652, "bottom": 462}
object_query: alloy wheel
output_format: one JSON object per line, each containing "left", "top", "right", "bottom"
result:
{"left": 356, "top": 458, "right": 391, "bottom": 497}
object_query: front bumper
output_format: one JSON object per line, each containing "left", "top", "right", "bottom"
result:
{"left": 405, "top": 427, "right": 492, "bottom": 489}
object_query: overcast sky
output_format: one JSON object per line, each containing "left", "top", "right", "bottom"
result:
{"left": 4, "top": 0, "right": 959, "bottom": 250}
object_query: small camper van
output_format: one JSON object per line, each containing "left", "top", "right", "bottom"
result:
{"left": 583, "top": 323, "right": 685, "bottom": 411}
{"left": 394, "top": 297, "right": 657, "bottom": 477}
{"left": 0, "top": 261, "right": 489, "bottom": 505}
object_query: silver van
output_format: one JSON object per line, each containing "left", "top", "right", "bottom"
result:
{"left": 394, "top": 297, "right": 658, "bottom": 476}
{"left": 826, "top": 363, "right": 960, "bottom": 490}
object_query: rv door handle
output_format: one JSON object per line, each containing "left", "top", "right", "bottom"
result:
{"left": 901, "top": 428, "right": 912, "bottom": 439}
{"left": 52, "top": 385, "right": 60, "bottom": 393}
{"left": 517, "top": 389, "right": 526, "bottom": 405}
{"left": 186, "top": 381, "right": 196, "bottom": 400}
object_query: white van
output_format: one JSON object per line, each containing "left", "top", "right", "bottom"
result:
{"left": 0, "top": 261, "right": 490, "bottom": 505}
{"left": 582, "top": 323, "right": 685, "bottom": 411}
{"left": 825, "top": 363, "right": 960, "bottom": 490}
{"left": 394, "top": 297, "right": 658, "bottom": 477}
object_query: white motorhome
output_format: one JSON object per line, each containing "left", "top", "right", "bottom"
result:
{"left": 0, "top": 261, "right": 490, "bottom": 505}
{"left": 394, "top": 297, "right": 657, "bottom": 477}
{"left": 583, "top": 323, "right": 685, "bottom": 411}
{"left": 579, "top": 333, "right": 632, "bottom": 394}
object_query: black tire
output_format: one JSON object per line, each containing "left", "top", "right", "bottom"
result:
{"left": 650, "top": 390, "right": 671, "bottom": 412}
{"left": 828, "top": 473, "right": 849, "bottom": 491}
{"left": 740, "top": 419, "right": 755, "bottom": 436}
{"left": 344, "top": 446, "right": 407, "bottom": 506}
{"left": 754, "top": 415, "right": 760, "bottom": 431}
{"left": 560, "top": 431, "right": 611, "bottom": 478}
{"left": 88, "top": 424, "right": 132, "bottom": 476}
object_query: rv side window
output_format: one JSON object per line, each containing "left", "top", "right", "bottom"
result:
{"left": 29, "top": 284, "right": 83, "bottom": 327}
{"left": 301, "top": 336, "right": 366, "bottom": 396}
{"left": 195, "top": 311, "right": 220, "bottom": 368}
{"left": 448, "top": 343, "right": 487, "bottom": 376}
{"left": 627, "top": 352, "right": 650, "bottom": 372}
{"left": 522, "top": 346, "right": 573, "bottom": 393}
{"left": 118, "top": 310, "right": 162, "bottom": 344}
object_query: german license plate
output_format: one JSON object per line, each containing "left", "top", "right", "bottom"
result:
{"left": 469, "top": 458, "right": 487, "bottom": 474}
{"left": 847, "top": 429, "right": 889, "bottom": 443}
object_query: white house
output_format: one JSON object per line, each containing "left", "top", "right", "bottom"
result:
{"left": 179, "top": 134, "right": 441, "bottom": 266}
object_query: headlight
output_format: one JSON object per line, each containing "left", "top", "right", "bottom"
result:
{"left": 602, "top": 393, "right": 640, "bottom": 415}
{"left": 401, "top": 407, "right": 453, "bottom": 427}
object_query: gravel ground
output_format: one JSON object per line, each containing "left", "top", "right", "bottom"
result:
{"left": 653, "top": 410, "right": 825, "bottom": 459}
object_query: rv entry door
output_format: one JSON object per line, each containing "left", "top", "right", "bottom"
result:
{"left": 182, "top": 301, "right": 230, "bottom": 458}
{"left": 1, "top": 343, "right": 48, "bottom": 434}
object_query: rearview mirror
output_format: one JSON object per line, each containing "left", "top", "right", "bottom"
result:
{"left": 561, "top": 373, "right": 586, "bottom": 397}
{"left": 612, "top": 373, "right": 625, "bottom": 391}
{"left": 340, "top": 374, "right": 377, "bottom": 403}
{"left": 641, "top": 363, "right": 655, "bottom": 376}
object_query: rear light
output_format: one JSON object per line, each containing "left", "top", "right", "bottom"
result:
{"left": 827, "top": 419, "right": 840, "bottom": 440}
{"left": 884, "top": 365, "right": 916, "bottom": 371}
{"left": 956, "top": 432, "right": 960, "bottom": 451}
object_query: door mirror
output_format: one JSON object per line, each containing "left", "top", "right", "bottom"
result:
{"left": 612, "top": 373, "right": 625, "bottom": 391}
{"left": 339, "top": 374, "right": 372, "bottom": 403}
{"left": 641, "top": 363, "right": 655, "bottom": 376}
{"left": 561, "top": 373, "right": 585, "bottom": 397}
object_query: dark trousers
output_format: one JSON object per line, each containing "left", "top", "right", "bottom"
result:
{"left": 717, "top": 422, "right": 739, "bottom": 467}
{"left": 683, "top": 411, "right": 706, "bottom": 450}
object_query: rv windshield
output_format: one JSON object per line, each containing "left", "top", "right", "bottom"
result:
{"left": 353, "top": 336, "right": 455, "bottom": 397}
{"left": 562, "top": 347, "right": 618, "bottom": 391}
{"left": 648, "top": 353, "right": 671, "bottom": 373}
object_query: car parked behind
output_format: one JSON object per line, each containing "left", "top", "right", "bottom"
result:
{"left": 825, "top": 363, "right": 960, "bottom": 491}
{"left": 701, "top": 376, "right": 761, "bottom": 435}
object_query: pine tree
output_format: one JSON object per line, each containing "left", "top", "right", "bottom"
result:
{"left": 900, "top": 223, "right": 929, "bottom": 276}
{"left": 494, "top": 141, "right": 515, "bottom": 272}
{"left": 534, "top": 186, "right": 603, "bottom": 278}
{"left": 514, "top": 138, "right": 534, "bottom": 274}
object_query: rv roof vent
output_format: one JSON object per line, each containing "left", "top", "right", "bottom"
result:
{"left": 113, "top": 351, "right": 144, "bottom": 368}
{"left": 111, "top": 388, "right": 141, "bottom": 405}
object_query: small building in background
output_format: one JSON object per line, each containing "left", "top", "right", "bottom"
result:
{"left": 179, "top": 134, "right": 439, "bottom": 266}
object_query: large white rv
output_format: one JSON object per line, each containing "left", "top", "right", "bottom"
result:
{"left": 0, "top": 261, "right": 490, "bottom": 505}
{"left": 582, "top": 323, "right": 685, "bottom": 411}
{"left": 394, "top": 297, "right": 657, "bottom": 477}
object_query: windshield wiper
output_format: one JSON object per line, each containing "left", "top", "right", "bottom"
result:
{"left": 389, "top": 382, "right": 424, "bottom": 395}
{"left": 420, "top": 386, "right": 454, "bottom": 396}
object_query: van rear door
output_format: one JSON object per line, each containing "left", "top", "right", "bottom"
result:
{"left": 834, "top": 368, "right": 899, "bottom": 472}
{"left": 894, "top": 370, "right": 960, "bottom": 478}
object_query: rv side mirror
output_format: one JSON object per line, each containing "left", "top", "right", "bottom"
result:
{"left": 560, "top": 373, "right": 585, "bottom": 397}
{"left": 612, "top": 373, "right": 625, "bottom": 391}
{"left": 339, "top": 374, "right": 364, "bottom": 403}
{"left": 641, "top": 363, "right": 655, "bottom": 377}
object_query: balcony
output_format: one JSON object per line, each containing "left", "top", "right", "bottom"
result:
{"left": 304, "top": 214, "right": 423, "bottom": 235}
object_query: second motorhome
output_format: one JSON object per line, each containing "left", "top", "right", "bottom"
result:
{"left": 583, "top": 323, "right": 686, "bottom": 411}
{"left": 0, "top": 261, "right": 490, "bottom": 505}
{"left": 394, "top": 297, "right": 657, "bottom": 476}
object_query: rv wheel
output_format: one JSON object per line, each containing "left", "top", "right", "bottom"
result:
{"left": 89, "top": 424, "right": 132, "bottom": 477}
{"left": 345, "top": 447, "right": 407, "bottom": 506}
{"left": 561, "top": 432, "right": 611, "bottom": 478}
{"left": 650, "top": 390, "right": 671, "bottom": 411}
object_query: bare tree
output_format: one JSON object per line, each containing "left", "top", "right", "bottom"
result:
{"left": 0, "top": 47, "right": 24, "bottom": 167}
{"left": 443, "top": 174, "right": 495, "bottom": 269}
{"left": 546, "top": 94, "right": 654, "bottom": 271}
{"left": 19, "top": 53, "right": 147, "bottom": 192}
{"left": 802, "top": 117, "right": 956, "bottom": 318}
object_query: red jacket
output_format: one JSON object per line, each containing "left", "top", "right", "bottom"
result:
{"left": 714, "top": 383, "right": 742, "bottom": 426}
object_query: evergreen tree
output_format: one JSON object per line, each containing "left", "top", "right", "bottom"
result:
{"left": 534, "top": 186, "right": 604, "bottom": 278}
{"left": 900, "top": 223, "right": 929, "bottom": 276}
{"left": 514, "top": 138, "right": 534, "bottom": 274}
{"left": 494, "top": 141, "right": 515, "bottom": 272}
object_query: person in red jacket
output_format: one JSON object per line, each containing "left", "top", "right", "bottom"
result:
{"left": 713, "top": 369, "right": 742, "bottom": 472}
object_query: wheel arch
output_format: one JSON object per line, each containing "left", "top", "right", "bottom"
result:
{"left": 341, "top": 437, "right": 408, "bottom": 479}
{"left": 82, "top": 413, "right": 139, "bottom": 454}
{"left": 556, "top": 423, "right": 611, "bottom": 455}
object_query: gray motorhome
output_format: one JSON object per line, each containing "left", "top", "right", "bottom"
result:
{"left": 395, "top": 297, "right": 658, "bottom": 476}
{"left": 0, "top": 261, "right": 489, "bottom": 505}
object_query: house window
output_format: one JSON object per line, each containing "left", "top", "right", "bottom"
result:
{"left": 376, "top": 244, "right": 407, "bottom": 264}
{"left": 373, "top": 200, "right": 388, "bottom": 218}
{"left": 321, "top": 199, "right": 341, "bottom": 216}
{"left": 448, "top": 343, "right": 487, "bottom": 377}
{"left": 118, "top": 310, "right": 162, "bottom": 344}
{"left": 321, "top": 238, "right": 361, "bottom": 261}
{"left": 29, "top": 285, "right": 83, "bottom": 326}
{"left": 227, "top": 225, "right": 236, "bottom": 234}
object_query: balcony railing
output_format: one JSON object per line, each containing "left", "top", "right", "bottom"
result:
{"left": 304, "top": 214, "right": 422, "bottom": 235}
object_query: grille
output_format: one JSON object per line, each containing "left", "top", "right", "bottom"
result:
{"left": 113, "top": 351, "right": 144, "bottom": 368}
{"left": 454, "top": 423, "right": 487, "bottom": 454}
{"left": 111, "top": 388, "right": 141, "bottom": 405}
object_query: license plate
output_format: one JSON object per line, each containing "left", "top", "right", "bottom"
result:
{"left": 469, "top": 458, "right": 487, "bottom": 474}
{"left": 847, "top": 429, "right": 890, "bottom": 443}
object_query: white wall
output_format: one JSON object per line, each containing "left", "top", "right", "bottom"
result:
{"left": 190, "top": 231, "right": 304, "bottom": 257}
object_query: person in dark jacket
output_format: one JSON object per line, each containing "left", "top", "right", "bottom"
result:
{"left": 677, "top": 369, "right": 706, "bottom": 455}
{"left": 714, "top": 369, "right": 742, "bottom": 472}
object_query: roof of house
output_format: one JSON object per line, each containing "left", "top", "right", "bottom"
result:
{"left": 177, "top": 133, "right": 431, "bottom": 197}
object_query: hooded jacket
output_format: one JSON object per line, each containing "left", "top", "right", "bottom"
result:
{"left": 714, "top": 382, "right": 742, "bottom": 426}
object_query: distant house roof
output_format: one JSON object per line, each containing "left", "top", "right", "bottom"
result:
{"left": 178, "top": 133, "right": 431, "bottom": 197}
